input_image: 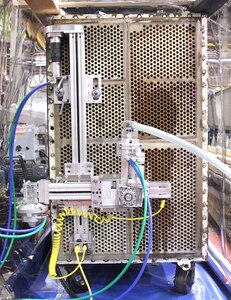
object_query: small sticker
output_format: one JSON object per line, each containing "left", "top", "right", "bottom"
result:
{"left": 35, "top": 56, "right": 46, "bottom": 67}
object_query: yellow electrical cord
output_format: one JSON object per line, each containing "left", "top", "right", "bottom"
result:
{"left": 76, "top": 245, "right": 93, "bottom": 300}
{"left": 51, "top": 248, "right": 86, "bottom": 280}
{"left": 111, "top": 200, "right": 165, "bottom": 221}
{"left": 49, "top": 207, "right": 110, "bottom": 278}
{"left": 49, "top": 202, "right": 165, "bottom": 278}
{"left": 60, "top": 207, "right": 112, "bottom": 225}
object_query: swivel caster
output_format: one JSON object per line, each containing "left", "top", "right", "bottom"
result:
{"left": 174, "top": 262, "right": 195, "bottom": 294}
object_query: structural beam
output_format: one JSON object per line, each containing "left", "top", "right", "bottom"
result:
{"left": 24, "top": 0, "right": 59, "bottom": 15}
{"left": 59, "top": 1, "right": 194, "bottom": 8}
{"left": 191, "top": 0, "right": 230, "bottom": 16}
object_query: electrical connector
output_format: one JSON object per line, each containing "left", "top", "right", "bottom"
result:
{"left": 74, "top": 244, "right": 87, "bottom": 254}
{"left": 74, "top": 245, "right": 81, "bottom": 254}
{"left": 160, "top": 200, "right": 166, "bottom": 209}
{"left": 82, "top": 245, "right": 88, "bottom": 252}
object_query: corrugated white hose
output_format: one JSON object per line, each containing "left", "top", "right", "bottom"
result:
{"left": 131, "top": 122, "right": 231, "bottom": 180}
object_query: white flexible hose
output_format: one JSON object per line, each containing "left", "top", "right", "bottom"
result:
{"left": 131, "top": 122, "right": 231, "bottom": 180}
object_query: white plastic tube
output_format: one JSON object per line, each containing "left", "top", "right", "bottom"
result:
{"left": 131, "top": 121, "right": 231, "bottom": 180}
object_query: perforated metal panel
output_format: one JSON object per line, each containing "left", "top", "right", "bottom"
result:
{"left": 62, "top": 216, "right": 74, "bottom": 253}
{"left": 49, "top": 17, "right": 205, "bottom": 261}
{"left": 59, "top": 104, "right": 72, "bottom": 139}
{"left": 86, "top": 84, "right": 125, "bottom": 139}
{"left": 87, "top": 143, "right": 121, "bottom": 175}
{"left": 84, "top": 24, "right": 124, "bottom": 80}
{"left": 60, "top": 144, "right": 72, "bottom": 173}
{"left": 61, "top": 35, "right": 70, "bottom": 75}
{"left": 89, "top": 210, "right": 127, "bottom": 254}
{"left": 132, "top": 148, "right": 198, "bottom": 254}
{"left": 130, "top": 23, "right": 197, "bottom": 137}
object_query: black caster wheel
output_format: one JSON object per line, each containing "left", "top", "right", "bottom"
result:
{"left": 65, "top": 265, "right": 89, "bottom": 293}
{"left": 174, "top": 262, "right": 195, "bottom": 294}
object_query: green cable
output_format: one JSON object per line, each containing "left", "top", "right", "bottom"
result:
{"left": 19, "top": 163, "right": 148, "bottom": 300}
{"left": 72, "top": 161, "right": 148, "bottom": 300}
{"left": 0, "top": 217, "right": 47, "bottom": 239}
{"left": 0, "top": 184, "right": 16, "bottom": 268}
{"left": 0, "top": 96, "right": 41, "bottom": 266}
{"left": 0, "top": 116, "right": 18, "bottom": 268}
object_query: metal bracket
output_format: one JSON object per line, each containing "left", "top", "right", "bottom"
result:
{"left": 91, "top": 176, "right": 102, "bottom": 208}
{"left": 65, "top": 162, "right": 94, "bottom": 176}
{"left": 148, "top": 181, "right": 171, "bottom": 199}
{"left": 177, "top": 262, "right": 192, "bottom": 271}
{"left": 86, "top": 75, "right": 102, "bottom": 103}
{"left": 54, "top": 75, "right": 69, "bottom": 104}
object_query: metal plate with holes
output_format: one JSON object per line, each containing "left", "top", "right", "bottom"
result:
{"left": 129, "top": 23, "right": 197, "bottom": 138}
{"left": 62, "top": 216, "right": 74, "bottom": 254}
{"left": 133, "top": 148, "right": 199, "bottom": 255}
{"left": 48, "top": 16, "right": 207, "bottom": 263}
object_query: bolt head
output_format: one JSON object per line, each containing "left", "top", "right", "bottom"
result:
{"left": 124, "top": 193, "right": 132, "bottom": 201}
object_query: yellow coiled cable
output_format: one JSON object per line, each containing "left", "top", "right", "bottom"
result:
{"left": 49, "top": 207, "right": 112, "bottom": 278}
{"left": 49, "top": 203, "right": 165, "bottom": 279}
{"left": 51, "top": 248, "right": 86, "bottom": 280}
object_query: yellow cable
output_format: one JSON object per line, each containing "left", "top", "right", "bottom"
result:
{"left": 111, "top": 200, "right": 165, "bottom": 221}
{"left": 49, "top": 209, "right": 66, "bottom": 278}
{"left": 51, "top": 249, "right": 86, "bottom": 280}
{"left": 76, "top": 245, "right": 93, "bottom": 300}
{"left": 49, "top": 201, "right": 166, "bottom": 278}
{"left": 49, "top": 207, "right": 111, "bottom": 278}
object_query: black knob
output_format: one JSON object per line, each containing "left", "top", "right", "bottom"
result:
{"left": 15, "top": 145, "right": 22, "bottom": 152}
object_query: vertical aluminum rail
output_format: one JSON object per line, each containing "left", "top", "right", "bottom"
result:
{"left": 69, "top": 31, "right": 87, "bottom": 163}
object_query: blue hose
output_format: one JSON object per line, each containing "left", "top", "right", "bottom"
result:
{"left": 0, "top": 82, "right": 49, "bottom": 265}
{"left": 0, "top": 221, "right": 47, "bottom": 233}
{"left": 115, "top": 160, "right": 153, "bottom": 300}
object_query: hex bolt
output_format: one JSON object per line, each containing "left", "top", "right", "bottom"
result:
{"left": 202, "top": 176, "right": 207, "bottom": 181}
{"left": 124, "top": 193, "right": 132, "bottom": 202}
{"left": 92, "top": 89, "right": 101, "bottom": 99}
{"left": 202, "top": 122, "right": 207, "bottom": 129}
{"left": 50, "top": 113, "right": 54, "bottom": 117}
{"left": 51, "top": 166, "right": 56, "bottom": 170}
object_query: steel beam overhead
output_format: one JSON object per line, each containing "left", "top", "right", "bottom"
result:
{"left": 191, "top": 0, "right": 230, "bottom": 16}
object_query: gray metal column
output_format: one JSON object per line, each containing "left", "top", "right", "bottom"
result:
{"left": 69, "top": 31, "right": 87, "bottom": 163}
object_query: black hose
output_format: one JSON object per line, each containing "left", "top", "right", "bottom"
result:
{"left": 56, "top": 265, "right": 79, "bottom": 299}
{"left": 18, "top": 155, "right": 27, "bottom": 180}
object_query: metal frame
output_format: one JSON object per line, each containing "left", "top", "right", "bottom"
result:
{"left": 46, "top": 14, "right": 208, "bottom": 265}
{"left": 69, "top": 32, "right": 87, "bottom": 163}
